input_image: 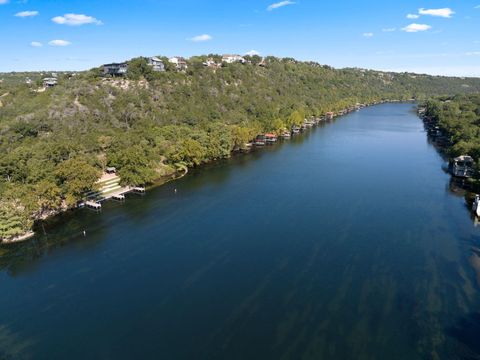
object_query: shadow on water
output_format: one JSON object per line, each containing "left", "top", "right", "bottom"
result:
{"left": 446, "top": 312, "right": 480, "bottom": 359}
{"left": 0, "top": 125, "right": 322, "bottom": 273}
{"left": 448, "top": 177, "right": 472, "bottom": 198}
{"left": 0, "top": 324, "right": 35, "bottom": 360}
{"left": 0, "top": 209, "right": 109, "bottom": 277}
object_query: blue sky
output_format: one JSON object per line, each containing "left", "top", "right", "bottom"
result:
{"left": 1, "top": 0, "right": 480, "bottom": 76}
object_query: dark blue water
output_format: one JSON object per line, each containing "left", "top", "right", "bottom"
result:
{"left": 1, "top": 103, "right": 480, "bottom": 360}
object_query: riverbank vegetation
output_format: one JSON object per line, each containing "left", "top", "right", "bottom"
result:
{"left": 423, "top": 94, "right": 480, "bottom": 161}
{"left": 2, "top": 55, "right": 480, "bottom": 241}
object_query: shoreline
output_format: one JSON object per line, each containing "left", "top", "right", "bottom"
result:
{"left": 0, "top": 100, "right": 414, "bottom": 245}
{"left": 1, "top": 231, "right": 35, "bottom": 244}
{"left": 418, "top": 104, "right": 480, "bottom": 204}
{"left": 143, "top": 165, "right": 189, "bottom": 192}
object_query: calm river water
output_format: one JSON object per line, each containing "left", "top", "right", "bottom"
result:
{"left": 1, "top": 103, "right": 480, "bottom": 360}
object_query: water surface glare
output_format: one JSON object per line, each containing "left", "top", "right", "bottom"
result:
{"left": 1, "top": 103, "right": 480, "bottom": 359}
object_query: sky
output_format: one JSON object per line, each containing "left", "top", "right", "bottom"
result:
{"left": 1, "top": 0, "right": 480, "bottom": 76}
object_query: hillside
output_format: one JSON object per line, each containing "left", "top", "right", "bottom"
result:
{"left": 1, "top": 55, "right": 480, "bottom": 241}
{"left": 423, "top": 94, "right": 480, "bottom": 158}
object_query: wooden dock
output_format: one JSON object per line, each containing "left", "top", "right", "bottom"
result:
{"left": 132, "top": 187, "right": 146, "bottom": 193}
{"left": 81, "top": 173, "right": 148, "bottom": 212}
{"left": 100, "top": 186, "right": 132, "bottom": 201}
{"left": 112, "top": 194, "right": 125, "bottom": 201}
{"left": 86, "top": 201, "right": 102, "bottom": 210}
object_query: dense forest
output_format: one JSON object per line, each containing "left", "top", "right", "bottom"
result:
{"left": 423, "top": 94, "right": 480, "bottom": 159}
{"left": 2, "top": 55, "right": 480, "bottom": 241}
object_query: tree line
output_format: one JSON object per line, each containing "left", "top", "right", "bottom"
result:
{"left": 424, "top": 94, "right": 480, "bottom": 160}
{"left": 2, "top": 55, "right": 480, "bottom": 240}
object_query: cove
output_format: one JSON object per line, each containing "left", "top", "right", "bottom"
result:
{"left": 1, "top": 103, "right": 480, "bottom": 360}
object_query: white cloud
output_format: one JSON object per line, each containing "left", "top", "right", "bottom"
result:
{"left": 189, "top": 34, "right": 212, "bottom": 42}
{"left": 267, "top": 1, "right": 295, "bottom": 11}
{"left": 466, "top": 51, "right": 480, "bottom": 56}
{"left": 418, "top": 8, "right": 455, "bottom": 18}
{"left": 363, "top": 32, "right": 374, "bottom": 38}
{"left": 15, "top": 10, "right": 39, "bottom": 17}
{"left": 30, "top": 41, "right": 42, "bottom": 47}
{"left": 474, "top": 5, "right": 480, "bottom": 9}
{"left": 48, "top": 39, "right": 71, "bottom": 46}
{"left": 382, "top": 28, "right": 396, "bottom": 32}
{"left": 0, "top": 0, "right": 9, "bottom": 4}
{"left": 245, "top": 50, "right": 261, "bottom": 56}
{"left": 401, "top": 23, "right": 432, "bottom": 33}
{"left": 52, "top": 13, "right": 102, "bottom": 26}
{"left": 407, "top": 14, "right": 419, "bottom": 19}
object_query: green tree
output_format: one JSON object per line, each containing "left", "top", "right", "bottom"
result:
{"left": 35, "top": 180, "right": 63, "bottom": 213}
{"left": 127, "top": 57, "right": 154, "bottom": 81}
{"left": 271, "top": 118, "right": 285, "bottom": 134}
{"left": 55, "top": 157, "right": 100, "bottom": 205}
{"left": 109, "top": 145, "right": 157, "bottom": 186}
{"left": 0, "top": 200, "right": 26, "bottom": 240}
{"left": 287, "top": 110, "right": 304, "bottom": 128}
{"left": 231, "top": 126, "right": 253, "bottom": 148}
{"left": 167, "top": 139, "right": 207, "bottom": 166}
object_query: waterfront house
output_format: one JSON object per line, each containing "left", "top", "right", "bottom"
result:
{"left": 43, "top": 77, "right": 58, "bottom": 88}
{"left": 326, "top": 112, "right": 335, "bottom": 120}
{"left": 304, "top": 118, "right": 314, "bottom": 127}
{"left": 103, "top": 63, "right": 128, "bottom": 76}
{"left": 169, "top": 57, "right": 188, "bottom": 71}
{"left": 222, "top": 54, "right": 246, "bottom": 64}
{"left": 255, "top": 135, "right": 266, "bottom": 146}
{"left": 148, "top": 57, "right": 165, "bottom": 72}
{"left": 265, "top": 133, "right": 278, "bottom": 144}
{"left": 452, "top": 155, "right": 475, "bottom": 178}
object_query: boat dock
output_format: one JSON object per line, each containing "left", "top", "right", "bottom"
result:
{"left": 82, "top": 171, "right": 148, "bottom": 212}
{"left": 112, "top": 194, "right": 125, "bottom": 201}
{"left": 86, "top": 201, "right": 102, "bottom": 210}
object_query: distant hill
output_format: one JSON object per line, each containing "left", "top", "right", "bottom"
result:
{"left": 1, "top": 55, "right": 480, "bottom": 241}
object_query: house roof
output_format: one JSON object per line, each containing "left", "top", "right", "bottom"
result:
{"left": 150, "top": 56, "right": 163, "bottom": 62}
{"left": 104, "top": 63, "right": 127, "bottom": 67}
{"left": 454, "top": 155, "right": 474, "bottom": 162}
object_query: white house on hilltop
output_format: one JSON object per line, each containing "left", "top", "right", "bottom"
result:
{"left": 148, "top": 57, "right": 165, "bottom": 72}
{"left": 222, "top": 54, "right": 246, "bottom": 64}
{"left": 103, "top": 63, "right": 128, "bottom": 76}
{"left": 169, "top": 56, "right": 188, "bottom": 71}
{"left": 42, "top": 77, "right": 58, "bottom": 88}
